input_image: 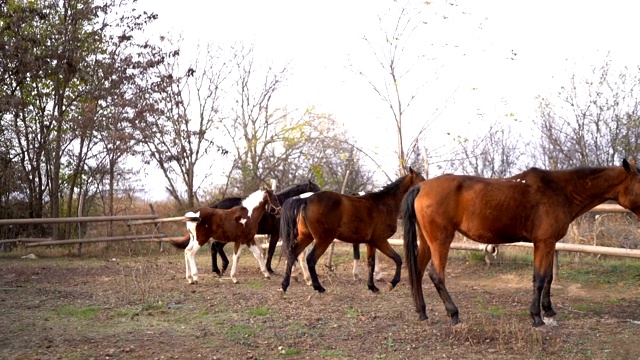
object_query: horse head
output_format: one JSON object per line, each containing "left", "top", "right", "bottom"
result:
{"left": 307, "top": 179, "right": 321, "bottom": 193}
{"left": 263, "top": 188, "right": 282, "bottom": 216}
{"left": 618, "top": 159, "right": 640, "bottom": 216}
{"left": 406, "top": 166, "right": 426, "bottom": 188}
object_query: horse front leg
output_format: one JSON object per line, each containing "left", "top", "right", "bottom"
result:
{"left": 531, "top": 243, "right": 556, "bottom": 327}
{"left": 230, "top": 243, "right": 242, "bottom": 284}
{"left": 247, "top": 241, "right": 271, "bottom": 280}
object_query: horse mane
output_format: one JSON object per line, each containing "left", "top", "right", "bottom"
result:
{"left": 369, "top": 173, "right": 411, "bottom": 198}
{"left": 277, "top": 181, "right": 321, "bottom": 197}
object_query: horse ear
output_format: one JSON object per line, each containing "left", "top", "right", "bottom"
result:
{"left": 408, "top": 166, "right": 415, "bottom": 175}
{"left": 623, "top": 159, "right": 636, "bottom": 173}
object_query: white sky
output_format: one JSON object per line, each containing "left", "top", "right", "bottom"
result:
{"left": 134, "top": 0, "right": 640, "bottom": 199}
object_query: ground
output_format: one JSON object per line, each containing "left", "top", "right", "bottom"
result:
{"left": 1, "top": 244, "right": 639, "bottom": 360}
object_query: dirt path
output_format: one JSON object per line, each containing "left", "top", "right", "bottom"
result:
{"left": 1, "top": 247, "right": 639, "bottom": 359}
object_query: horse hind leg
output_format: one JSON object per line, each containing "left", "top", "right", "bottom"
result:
{"left": 365, "top": 244, "right": 380, "bottom": 293}
{"left": 427, "top": 233, "right": 460, "bottom": 326}
{"left": 265, "top": 232, "right": 278, "bottom": 274}
{"left": 185, "top": 241, "right": 201, "bottom": 285}
{"left": 247, "top": 241, "right": 271, "bottom": 280}
{"left": 352, "top": 244, "right": 360, "bottom": 280}
{"left": 306, "top": 238, "right": 333, "bottom": 293}
{"left": 291, "top": 248, "right": 311, "bottom": 285}
{"left": 371, "top": 242, "right": 402, "bottom": 292}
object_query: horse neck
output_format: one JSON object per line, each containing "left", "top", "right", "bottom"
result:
{"left": 561, "top": 166, "right": 627, "bottom": 217}
{"left": 371, "top": 177, "right": 413, "bottom": 215}
{"left": 247, "top": 201, "right": 267, "bottom": 226}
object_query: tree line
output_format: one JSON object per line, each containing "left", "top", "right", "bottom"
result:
{"left": 2, "top": 1, "right": 639, "bottom": 243}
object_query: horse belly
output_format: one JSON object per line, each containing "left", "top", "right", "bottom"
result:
{"left": 460, "top": 211, "right": 530, "bottom": 244}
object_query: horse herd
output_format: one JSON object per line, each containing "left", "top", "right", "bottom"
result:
{"left": 171, "top": 160, "right": 640, "bottom": 328}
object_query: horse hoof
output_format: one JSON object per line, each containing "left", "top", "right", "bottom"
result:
{"left": 353, "top": 274, "right": 359, "bottom": 281}
{"left": 368, "top": 286, "right": 380, "bottom": 293}
{"left": 277, "top": 289, "right": 285, "bottom": 299}
{"left": 305, "top": 281, "right": 312, "bottom": 286}
{"left": 263, "top": 274, "right": 271, "bottom": 280}
{"left": 418, "top": 313, "right": 428, "bottom": 321}
{"left": 386, "top": 283, "right": 394, "bottom": 292}
{"left": 232, "top": 278, "right": 239, "bottom": 284}
{"left": 267, "top": 268, "right": 275, "bottom": 275}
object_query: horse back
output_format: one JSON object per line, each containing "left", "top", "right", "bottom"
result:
{"left": 304, "top": 191, "right": 395, "bottom": 242}
{"left": 416, "top": 174, "right": 558, "bottom": 244}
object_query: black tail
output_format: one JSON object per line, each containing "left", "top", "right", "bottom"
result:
{"left": 279, "top": 197, "right": 308, "bottom": 262}
{"left": 170, "top": 234, "right": 190, "bottom": 249}
{"left": 402, "top": 185, "right": 422, "bottom": 307}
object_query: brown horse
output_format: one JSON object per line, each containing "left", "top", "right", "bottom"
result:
{"left": 279, "top": 168, "right": 425, "bottom": 295}
{"left": 402, "top": 159, "right": 640, "bottom": 327}
{"left": 172, "top": 188, "right": 281, "bottom": 285}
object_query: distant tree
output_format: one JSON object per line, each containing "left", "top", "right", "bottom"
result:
{"left": 0, "top": 0, "right": 161, "bottom": 239}
{"left": 536, "top": 59, "right": 640, "bottom": 168}
{"left": 448, "top": 122, "right": 528, "bottom": 177}
{"left": 137, "top": 39, "right": 231, "bottom": 209}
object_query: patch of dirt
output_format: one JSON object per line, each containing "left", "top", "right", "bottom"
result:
{"left": 1, "top": 246, "right": 639, "bottom": 359}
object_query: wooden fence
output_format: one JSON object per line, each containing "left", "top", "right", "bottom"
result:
{"left": 1, "top": 204, "right": 639, "bottom": 260}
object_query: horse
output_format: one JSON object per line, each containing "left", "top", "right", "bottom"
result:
{"left": 208, "top": 180, "right": 321, "bottom": 276}
{"left": 279, "top": 167, "right": 425, "bottom": 296}
{"left": 171, "top": 188, "right": 281, "bottom": 284}
{"left": 402, "top": 159, "right": 640, "bottom": 327}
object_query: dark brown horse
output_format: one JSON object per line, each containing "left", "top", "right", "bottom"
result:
{"left": 279, "top": 168, "right": 425, "bottom": 295}
{"left": 402, "top": 159, "right": 640, "bottom": 327}
{"left": 208, "top": 181, "right": 321, "bottom": 276}
{"left": 172, "top": 188, "right": 281, "bottom": 284}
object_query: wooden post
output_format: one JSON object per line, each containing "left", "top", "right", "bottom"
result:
{"left": 77, "top": 189, "right": 84, "bottom": 257}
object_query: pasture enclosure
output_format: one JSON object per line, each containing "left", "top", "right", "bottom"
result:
{"left": 1, "top": 245, "right": 639, "bottom": 359}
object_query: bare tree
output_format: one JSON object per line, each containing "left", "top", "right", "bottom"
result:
{"left": 138, "top": 39, "right": 231, "bottom": 209}
{"left": 536, "top": 58, "right": 640, "bottom": 168}
{"left": 448, "top": 122, "right": 528, "bottom": 177}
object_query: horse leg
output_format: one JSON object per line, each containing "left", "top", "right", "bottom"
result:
{"left": 373, "top": 241, "right": 403, "bottom": 292}
{"left": 247, "top": 240, "right": 271, "bottom": 280}
{"left": 306, "top": 239, "right": 333, "bottom": 293}
{"left": 230, "top": 242, "right": 243, "bottom": 284}
{"left": 185, "top": 241, "right": 201, "bottom": 285}
{"left": 415, "top": 230, "right": 432, "bottom": 320}
{"left": 365, "top": 244, "right": 379, "bottom": 293}
{"left": 218, "top": 241, "right": 229, "bottom": 276}
{"left": 292, "top": 247, "right": 311, "bottom": 285}
{"left": 210, "top": 241, "right": 220, "bottom": 275}
{"left": 352, "top": 243, "right": 360, "bottom": 280}
{"left": 427, "top": 235, "right": 460, "bottom": 326}
{"left": 280, "top": 237, "right": 314, "bottom": 294}
{"left": 530, "top": 243, "right": 556, "bottom": 327}
{"left": 265, "top": 232, "right": 278, "bottom": 274}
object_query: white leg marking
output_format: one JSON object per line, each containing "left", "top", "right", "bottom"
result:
{"left": 188, "top": 242, "right": 201, "bottom": 284}
{"left": 352, "top": 259, "right": 359, "bottom": 280}
{"left": 248, "top": 244, "right": 270, "bottom": 279}
{"left": 230, "top": 247, "right": 242, "bottom": 284}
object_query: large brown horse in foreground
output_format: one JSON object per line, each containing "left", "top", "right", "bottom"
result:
{"left": 172, "top": 188, "right": 281, "bottom": 285}
{"left": 402, "top": 159, "right": 640, "bottom": 327}
{"left": 279, "top": 168, "right": 425, "bottom": 296}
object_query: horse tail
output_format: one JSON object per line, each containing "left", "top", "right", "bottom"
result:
{"left": 402, "top": 185, "right": 422, "bottom": 303}
{"left": 170, "top": 212, "right": 201, "bottom": 249}
{"left": 279, "top": 197, "right": 308, "bottom": 260}
{"left": 170, "top": 234, "right": 190, "bottom": 249}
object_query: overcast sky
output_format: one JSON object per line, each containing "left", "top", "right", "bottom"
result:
{"left": 134, "top": 0, "right": 640, "bottom": 198}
